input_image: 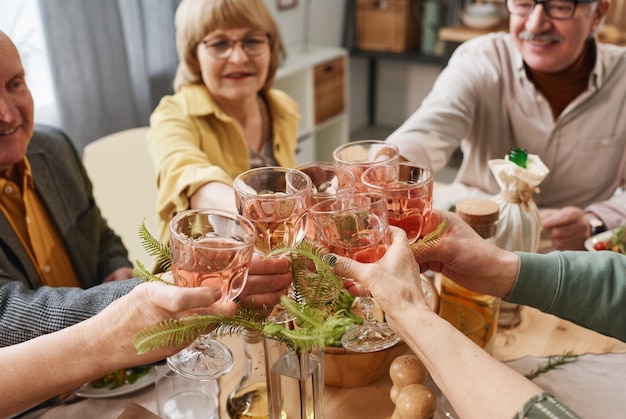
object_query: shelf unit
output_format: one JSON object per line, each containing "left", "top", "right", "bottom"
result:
{"left": 341, "top": 0, "right": 454, "bottom": 126}
{"left": 274, "top": 45, "right": 349, "bottom": 163}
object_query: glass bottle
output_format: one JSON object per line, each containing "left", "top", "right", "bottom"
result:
{"left": 227, "top": 330, "right": 269, "bottom": 419}
{"left": 264, "top": 337, "right": 324, "bottom": 419}
{"left": 438, "top": 198, "right": 501, "bottom": 354}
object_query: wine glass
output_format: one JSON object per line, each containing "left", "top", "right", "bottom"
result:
{"left": 361, "top": 162, "right": 434, "bottom": 243}
{"left": 295, "top": 161, "right": 356, "bottom": 206}
{"left": 295, "top": 161, "right": 357, "bottom": 241}
{"left": 309, "top": 192, "right": 401, "bottom": 352}
{"left": 168, "top": 209, "right": 256, "bottom": 380}
{"left": 332, "top": 139, "right": 399, "bottom": 192}
{"left": 233, "top": 166, "right": 312, "bottom": 322}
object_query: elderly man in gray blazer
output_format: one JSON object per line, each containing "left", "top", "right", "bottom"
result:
{"left": 0, "top": 124, "right": 140, "bottom": 347}
{"left": 0, "top": 31, "right": 291, "bottom": 349}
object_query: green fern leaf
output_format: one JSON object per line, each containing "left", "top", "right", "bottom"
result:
{"left": 133, "top": 315, "right": 219, "bottom": 354}
{"left": 134, "top": 233, "right": 364, "bottom": 355}
{"left": 132, "top": 260, "right": 172, "bottom": 285}
{"left": 138, "top": 221, "right": 172, "bottom": 272}
{"left": 409, "top": 219, "right": 448, "bottom": 258}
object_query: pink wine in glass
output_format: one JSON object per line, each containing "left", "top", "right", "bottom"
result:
{"left": 171, "top": 237, "right": 253, "bottom": 301}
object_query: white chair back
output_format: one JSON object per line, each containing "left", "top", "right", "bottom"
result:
{"left": 82, "top": 127, "right": 157, "bottom": 266}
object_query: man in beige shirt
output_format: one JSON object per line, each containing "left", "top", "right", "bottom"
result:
{"left": 388, "top": 0, "right": 624, "bottom": 250}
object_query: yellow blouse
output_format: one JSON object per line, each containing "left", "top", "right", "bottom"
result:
{"left": 147, "top": 85, "right": 300, "bottom": 242}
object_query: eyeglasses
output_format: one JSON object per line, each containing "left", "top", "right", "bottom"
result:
{"left": 201, "top": 34, "right": 269, "bottom": 59}
{"left": 505, "top": 0, "right": 597, "bottom": 20}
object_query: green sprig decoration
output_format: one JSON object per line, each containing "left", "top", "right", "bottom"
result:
{"left": 132, "top": 219, "right": 448, "bottom": 355}
{"left": 409, "top": 218, "right": 448, "bottom": 259}
{"left": 131, "top": 221, "right": 172, "bottom": 284}
{"left": 524, "top": 351, "right": 579, "bottom": 380}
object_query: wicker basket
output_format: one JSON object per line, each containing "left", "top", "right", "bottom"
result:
{"left": 314, "top": 56, "right": 345, "bottom": 125}
{"left": 355, "top": 0, "right": 421, "bottom": 52}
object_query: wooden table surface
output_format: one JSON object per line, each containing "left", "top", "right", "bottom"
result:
{"left": 217, "top": 304, "right": 626, "bottom": 418}
{"left": 28, "top": 296, "right": 626, "bottom": 419}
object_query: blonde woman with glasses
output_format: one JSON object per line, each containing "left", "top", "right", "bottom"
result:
{"left": 147, "top": 0, "right": 295, "bottom": 312}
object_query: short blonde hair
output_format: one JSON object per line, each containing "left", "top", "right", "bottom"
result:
{"left": 173, "top": 0, "right": 284, "bottom": 93}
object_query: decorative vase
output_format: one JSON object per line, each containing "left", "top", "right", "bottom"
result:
{"left": 227, "top": 330, "right": 269, "bottom": 418}
{"left": 263, "top": 337, "right": 325, "bottom": 419}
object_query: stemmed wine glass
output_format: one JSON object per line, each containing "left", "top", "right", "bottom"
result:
{"left": 233, "top": 166, "right": 312, "bottom": 322}
{"left": 168, "top": 208, "right": 256, "bottom": 380}
{"left": 295, "top": 161, "right": 356, "bottom": 206}
{"left": 361, "top": 162, "right": 434, "bottom": 244}
{"left": 362, "top": 162, "right": 437, "bottom": 311}
{"left": 295, "top": 161, "right": 356, "bottom": 241}
{"left": 309, "top": 192, "right": 401, "bottom": 352}
{"left": 332, "top": 139, "right": 400, "bottom": 192}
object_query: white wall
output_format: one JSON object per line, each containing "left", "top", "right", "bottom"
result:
{"left": 0, "top": 0, "right": 60, "bottom": 127}
{"left": 266, "top": 0, "right": 346, "bottom": 47}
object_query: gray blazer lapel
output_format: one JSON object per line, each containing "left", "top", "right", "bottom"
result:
{"left": 0, "top": 214, "right": 42, "bottom": 289}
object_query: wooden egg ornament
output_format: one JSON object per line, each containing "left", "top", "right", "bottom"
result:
{"left": 389, "top": 354, "right": 429, "bottom": 391}
{"left": 389, "top": 354, "right": 435, "bottom": 418}
{"left": 395, "top": 384, "right": 437, "bottom": 419}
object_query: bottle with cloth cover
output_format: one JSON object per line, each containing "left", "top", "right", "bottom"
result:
{"left": 487, "top": 147, "right": 550, "bottom": 327}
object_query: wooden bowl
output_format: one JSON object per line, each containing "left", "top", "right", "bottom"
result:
{"left": 324, "top": 341, "right": 409, "bottom": 388}
{"left": 323, "top": 276, "right": 438, "bottom": 388}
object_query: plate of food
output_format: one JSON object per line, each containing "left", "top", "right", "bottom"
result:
{"left": 77, "top": 366, "right": 156, "bottom": 399}
{"left": 585, "top": 226, "right": 626, "bottom": 253}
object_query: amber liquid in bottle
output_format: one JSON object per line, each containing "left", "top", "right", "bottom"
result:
{"left": 438, "top": 198, "right": 501, "bottom": 353}
{"left": 226, "top": 381, "right": 269, "bottom": 419}
{"left": 438, "top": 279, "right": 500, "bottom": 351}
{"left": 227, "top": 330, "right": 270, "bottom": 419}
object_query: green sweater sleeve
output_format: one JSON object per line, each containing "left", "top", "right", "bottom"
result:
{"left": 514, "top": 392, "right": 581, "bottom": 419}
{"left": 506, "top": 251, "right": 626, "bottom": 341}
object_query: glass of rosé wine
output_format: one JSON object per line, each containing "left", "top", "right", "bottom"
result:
{"left": 361, "top": 162, "right": 434, "bottom": 244}
{"left": 233, "top": 166, "right": 312, "bottom": 256}
{"left": 332, "top": 139, "right": 399, "bottom": 193}
{"left": 233, "top": 167, "right": 312, "bottom": 322}
{"left": 309, "top": 192, "right": 401, "bottom": 352}
{"left": 295, "top": 161, "right": 357, "bottom": 241}
{"left": 168, "top": 209, "right": 256, "bottom": 380}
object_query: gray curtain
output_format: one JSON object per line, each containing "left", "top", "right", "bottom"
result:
{"left": 38, "top": 0, "right": 181, "bottom": 152}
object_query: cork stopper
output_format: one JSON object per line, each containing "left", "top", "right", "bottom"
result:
{"left": 455, "top": 198, "right": 499, "bottom": 239}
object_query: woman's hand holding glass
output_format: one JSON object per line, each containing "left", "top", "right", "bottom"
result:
{"left": 309, "top": 192, "right": 401, "bottom": 352}
{"left": 236, "top": 253, "right": 293, "bottom": 315}
{"left": 328, "top": 226, "right": 433, "bottom": 337}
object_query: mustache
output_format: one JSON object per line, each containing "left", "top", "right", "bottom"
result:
{"left": 519, "top": 30, "right": 563, "bottom": 43}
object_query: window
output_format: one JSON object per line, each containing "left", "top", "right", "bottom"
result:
{"left": 0, "top": 0, "right": 59, "bottom": 126}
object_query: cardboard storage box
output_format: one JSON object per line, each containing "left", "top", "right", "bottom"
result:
{"left": 314, "top": 57, "right": 345, "bottom": 125}
{"left": 355, "top": 0, "right": 421, "bottom": 52}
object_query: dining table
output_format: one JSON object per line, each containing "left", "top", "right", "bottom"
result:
{"left": 18, "top": 295, "right": 626, "bottom": 419}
